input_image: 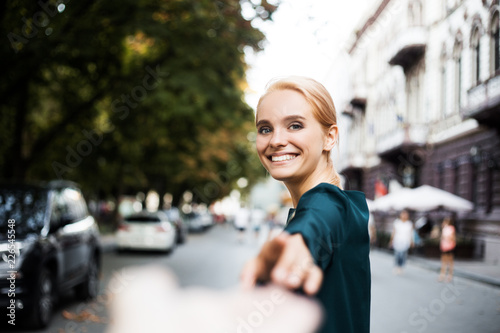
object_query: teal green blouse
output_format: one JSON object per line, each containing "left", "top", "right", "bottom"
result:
{"left": 285, "top": 183, "right": 371, "bottom": 333}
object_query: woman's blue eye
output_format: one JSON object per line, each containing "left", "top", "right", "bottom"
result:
{"left": 290, "top": 123, "right": 303, "bottom": 130}
{"left": 258, "top": 127, "right": 271, "bottom": 134}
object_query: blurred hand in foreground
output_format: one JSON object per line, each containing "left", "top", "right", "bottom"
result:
{"left": 106, "top": 265, "right": 322, "bottom": 333}
{"left": 240, "top": 233, "right": 323, "bottom": 296}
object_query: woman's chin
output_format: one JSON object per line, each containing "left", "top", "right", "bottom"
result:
{"left": 268, "top": 170, "right": 295, "bottom": 182}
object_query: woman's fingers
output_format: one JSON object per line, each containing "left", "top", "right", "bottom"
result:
{"left": 303, "top": 265, "right": 323, "bottom": 295}
{"left": 240, "top": 237, "right": 284, "bottom": 288}
{"left": 272, "top": 253, "right": 307, "bottom": 288}
{"left": 270, "top": 234, "right": 322, "bottom": 294}
{"left": 240, "top": 259, "right": 259, "bottom": 289}
{"left": 240, "top": 233, "right": 323, "bottom": 295}
{"left": 269, "top": 233, "right": 298, "bottom": 284}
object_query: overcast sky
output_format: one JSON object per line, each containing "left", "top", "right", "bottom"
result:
{"left": 244, "top": 0, "right": 372, "bottom": 110}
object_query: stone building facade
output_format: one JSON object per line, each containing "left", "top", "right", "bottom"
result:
{"left": 338, "top": 0, "right": 500, "bottom": 261}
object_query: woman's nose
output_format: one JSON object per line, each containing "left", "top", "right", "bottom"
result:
{"left": 269, "top": 128, "right": 287, "bottom": 148}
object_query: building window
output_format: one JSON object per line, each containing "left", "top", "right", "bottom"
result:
{"left": 437, "top": 163, "right": 444, "bottom": 189}
{"left": 453, "top": 161, "right": 459, "bottom": 195}
{"left": 471, "top": 26, "right": 481, "bottom": 85}
{"left": 440, "top": 51, "right": 447, "bottom": 118}
{"left": 487, "top": 160, "right": 494, "bottom": 213}
{"left": 409, "top": 0, "right": 422, "bottom": 26}
{"left": 469, "top": 146, "right": 481, "bottom": 209}
{"left": 491, "top": 11, "right": 499, "bottom": 74}
{"left": 453, "top": 39, "right": 463, "bottom": 111}
{"left": 470, "top": 161, "right": 478, "bottom": 207}
{"left": 455, "top": 56, "right": 462, "bottom": 110}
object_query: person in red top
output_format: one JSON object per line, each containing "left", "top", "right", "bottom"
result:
{"left": 438, "top": 216, "right": 456, "bottom": 282}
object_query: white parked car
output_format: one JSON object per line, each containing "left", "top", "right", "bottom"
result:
{"left": 116, "top": 211, "right": 176, "bottom": 252}
{"left": 184, "top": 211, "right": 214, "bottom": 232}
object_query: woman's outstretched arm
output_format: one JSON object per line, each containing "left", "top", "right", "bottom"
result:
{"left": 240, "top": 232, "right": 323, "bottom": 295}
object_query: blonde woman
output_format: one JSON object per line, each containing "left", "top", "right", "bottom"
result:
{"left": 438, "top": 216, "right": 456, "bottom": 282}
{"left": 241, "top": 76, "right": 371, "bottom": 333}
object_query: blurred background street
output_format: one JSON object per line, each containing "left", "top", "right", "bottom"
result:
{"left": 2, "top": 0, "right": 500, "bottom": 332}
{"left": 2, "top": 224, "right": 499, "bottom": 333}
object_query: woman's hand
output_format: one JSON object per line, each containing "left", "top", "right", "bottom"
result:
{"left": 107, "top": 265, "right": 322, "bottom": 333}
{"left": 240, "top": 233, "right": 323, "bottom": 295}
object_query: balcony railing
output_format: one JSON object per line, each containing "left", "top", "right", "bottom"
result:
{"left": 376, "top": 124, "right": 428, "bottom": 157}
{"left": 339, "top": 152, "right": 367, "bottom": 173}
{"left": 462, "top": 74, "right": 500, "bottom": 124}
{"left": 342, "top": 97, "right": 367, "bottom": 117}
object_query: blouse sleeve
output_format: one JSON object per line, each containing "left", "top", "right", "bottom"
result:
{"left": 284, "top": 187, "right": 349, "bottom": 271}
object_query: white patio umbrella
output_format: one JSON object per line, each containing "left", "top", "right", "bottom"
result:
{"left": 371, "top": 187, "right": 414, "bottom": 212}
{"left": 410, "top": 185, "right": 474, "bottom": 212}
{"left": 372, "top": 185, "right": 474, "bottom": 213}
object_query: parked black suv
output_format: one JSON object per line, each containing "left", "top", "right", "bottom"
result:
{"left": 0, "top": 180, "right": 101, "bottom": 328}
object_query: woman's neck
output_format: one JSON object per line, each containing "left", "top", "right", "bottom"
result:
{"left": 284, "top": 161, "right": 337, "bottom": 207}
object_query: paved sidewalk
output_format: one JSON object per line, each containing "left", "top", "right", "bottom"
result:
{"left": 372, "top": 247, "right": 500, "bottom": 287}
{"left": 408, "top": 254, "right": 500, "bottom": 287}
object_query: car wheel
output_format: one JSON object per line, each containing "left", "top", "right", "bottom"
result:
{"left": 31, "top": 268, "right": 55, "bottom": 329}
{"left": 75, "top": 257, "right": 100, "bottom": 300}
{"left": 175, "top": 229, "right": 181, "bottom": 244}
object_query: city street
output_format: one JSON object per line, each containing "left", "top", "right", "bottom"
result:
{"left": 3, "top": 1, "right": 500, "bottom": 333}
{"left": 5, "top": 224, "right": 500, "bottom": 333}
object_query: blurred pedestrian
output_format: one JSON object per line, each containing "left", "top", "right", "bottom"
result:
{"left": 240, "top": 76, "right": 371, "bottom": 333}
{"left": 265, "top": 207, "right": 282, "bottom": 241}
{"left": 438, "top": 216, "right": 456, "bottom": 282}
{"left": 389, "top": 209, "right": 414, "bottom": 275}
{"left": 250, "top": 208, "right": 265, "bottom": 242}
{"left": 234, "top": 203, "right": 250, "bottom": 243}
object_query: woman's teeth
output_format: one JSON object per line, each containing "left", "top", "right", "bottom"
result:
{"left": 271, "top": 155, "right": 297, "bottom": 162}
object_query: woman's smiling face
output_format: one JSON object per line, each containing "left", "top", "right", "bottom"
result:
{"left": 256, "top": 89, "right": 331, "bottom": 185}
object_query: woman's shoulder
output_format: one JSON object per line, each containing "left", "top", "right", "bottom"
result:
{"left": 287, "top": 183, "right": 370, "bottom": 249}
{"left": 301, "top": 182, "right": 366, "bottom": 202}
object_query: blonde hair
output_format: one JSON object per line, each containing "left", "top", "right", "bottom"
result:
{"left": 256, "top": 76, "right": 342, "bottom": 188}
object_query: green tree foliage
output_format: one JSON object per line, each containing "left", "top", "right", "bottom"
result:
{"left": 1, "top": 0, "right": 277, "bottom": 204}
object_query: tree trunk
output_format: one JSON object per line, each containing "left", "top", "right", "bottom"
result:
{"left": 6, "top": 91, "right": 29, "bottom": 180}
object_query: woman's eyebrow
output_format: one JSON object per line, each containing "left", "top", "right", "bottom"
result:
{"left": 283, "top": 115, "right": 306, "bottom": 122}
{"left": 256, "top": 119, "right": 270, "bottom": 127}
{"left": 256, "top": 115, "right": 306, "bottom": 127}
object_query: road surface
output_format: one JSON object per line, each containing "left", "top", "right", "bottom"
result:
{"left": 4, "top": 224, "right": 499, "bottom": 333}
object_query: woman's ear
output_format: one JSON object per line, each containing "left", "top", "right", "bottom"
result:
{"left": 323, "top": 125, "right": 338, "bottom": 152}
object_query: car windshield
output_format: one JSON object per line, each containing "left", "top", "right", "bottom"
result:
{"left": 124, "top": 215, "right": 161, "bottom": 223}
{"left": 0, "top": 187, "right": 49, "bottom": 240}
